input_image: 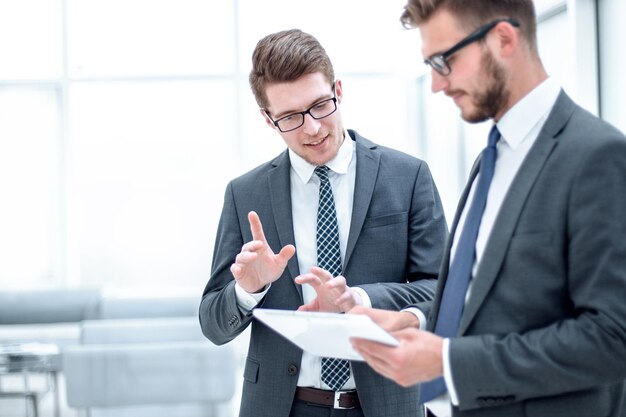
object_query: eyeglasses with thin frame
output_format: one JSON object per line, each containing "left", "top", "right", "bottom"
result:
{"left": 264, "top": 87, "right": 338, "bottom": 133}
{"left": 424, "top": 18, "right": 520, "bottom": 76}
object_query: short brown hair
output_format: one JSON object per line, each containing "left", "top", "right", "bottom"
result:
{"left": 249, "top": 29, "right": 335, "bottom": 109}
{"left": 400, "top": 0, "right": 538, "bottom": 52}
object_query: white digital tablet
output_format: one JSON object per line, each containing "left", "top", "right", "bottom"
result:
{"left": 252, "top": 308, "right": 399, "bottom": 361}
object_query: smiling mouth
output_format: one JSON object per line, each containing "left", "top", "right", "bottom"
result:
{"left": 306, "top": 135, "right": 328, "bottom": 146}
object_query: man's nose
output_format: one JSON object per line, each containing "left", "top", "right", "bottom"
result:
{"left": 430, "top": 69, "right": 448, "bottom": 93}
{"left": 302, "top": 113, "right": 321, "bottom": 135}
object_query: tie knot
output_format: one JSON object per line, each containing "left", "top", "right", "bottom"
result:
{"left": 488, "top": 125, "right": 501, "bottom": 148}
{"left": 314, "top": 165, "right": 330, "bottom": 183}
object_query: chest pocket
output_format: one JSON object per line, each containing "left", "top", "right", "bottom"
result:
{"left": 362, "top": 212, "right": 407, "bottom": 229}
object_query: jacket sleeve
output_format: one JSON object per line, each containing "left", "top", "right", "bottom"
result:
{"left": 358, "top": 159, "right": 448, "bottom": 310}
{"left": 199, "top": 181, "right": 254, "bottom": 345}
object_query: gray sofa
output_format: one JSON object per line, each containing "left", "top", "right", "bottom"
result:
{"left": 0, "top": 289, "right": 200, "bottom": 325}
{"left": 0, "top": 289, "right": 237, "bottom": 417}
{"left": 63, "top": 317, "right": 235, "bottom": 417}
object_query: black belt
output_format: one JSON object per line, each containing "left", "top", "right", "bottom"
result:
{"left": 295, "top": 387, "right": 360, "bottom": 409}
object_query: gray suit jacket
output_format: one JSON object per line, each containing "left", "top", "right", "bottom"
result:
{"left": 200, "top": 130, "right": 448, "bottom": 417}
{"left": 419, "top": 91, "right": 626, "bottom": 417}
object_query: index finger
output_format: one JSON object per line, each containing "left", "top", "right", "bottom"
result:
{"left": 248, "top": 211, "right": 267, "bottom": 243}
{"left": 309, "top": 266, "right": 335, "bottom": 283}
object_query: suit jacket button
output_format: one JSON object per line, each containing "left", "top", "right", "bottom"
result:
{"left": 287, "top": 364, "right": 298, "bottom": 376}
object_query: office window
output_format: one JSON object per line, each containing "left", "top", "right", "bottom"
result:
{"left": 0, "top": 87, "right": 61, "bottom": 287}
{"left": 67, "top": 81, "right": 236, "bottom": 289}
{"left": 0, "top": 0, "right": 602, "bottom": 293}
{"left": 0, "top": 0, "right": 63, "bottom": 80}
{"left": 598, "top": 0, "right": 626, "bottom": 133}
{"left": 66, "top": 0, "right": 234, "bottom": 77}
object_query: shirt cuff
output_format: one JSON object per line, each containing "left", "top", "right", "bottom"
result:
{"left": 402, "top": 307, "right": 427, "bottom": 330}
{"left": 443, "top": 338, "right": 460, "bottom": 406}
{"left": 351, "top": 287, "right": 371, "bottom": 308}
{"left": 234, "top": 282, "right": 270, "bottom": 311}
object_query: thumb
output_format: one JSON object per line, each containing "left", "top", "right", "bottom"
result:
{"left": 277, "top": 244, "right": 296, "bottom": 264}
{"left": 297, "top": 301, "right": 318, "bottom": 312}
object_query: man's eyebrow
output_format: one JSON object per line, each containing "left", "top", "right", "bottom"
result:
{"left": 272, "top": 93, "right": 333, "bottom": 119}
{"left": 423, "top": 42, "right": 453, "bottom": 61}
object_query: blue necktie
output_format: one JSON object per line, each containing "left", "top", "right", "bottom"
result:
{"left": 315, "top": 166, "right": 350, "bottom": 391}
{"left": 419, "top": 125, "right": 501, "bottom": 404}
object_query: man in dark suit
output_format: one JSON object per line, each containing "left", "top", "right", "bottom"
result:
{"left": 349, "top": 1, "right": 626, "bottom": 417}
{"left": 199, "top": 29, "right": 448, "bottom": 417}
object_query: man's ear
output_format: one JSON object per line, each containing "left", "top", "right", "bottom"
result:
{"left": 334, "top": 79, "right": 344, "bottom": 104}
{"left": 260, "top": 109, "right": 276, "bottom": 130}
{"left": 492, "top": 20, "right": 518, "bottom": 58}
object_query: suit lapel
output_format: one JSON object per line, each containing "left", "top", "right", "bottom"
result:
{"left": 268, "top": 151, "right": 302, "bottom": 300}
{"left": 459, "top": 91, "right": 575, "bottom": 334}
{"left": 344, "top": 131, "right": 380, "bottom": 269}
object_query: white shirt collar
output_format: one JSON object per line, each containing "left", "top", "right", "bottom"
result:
{"left": 497, "top": 77, "right": 561, "bottom": 149}
{"left": 288, "top": 130, "right": 354, "bottom": 183}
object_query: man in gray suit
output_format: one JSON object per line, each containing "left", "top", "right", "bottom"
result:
{"left": 349, "top": 1, "right": 626, "bottom": 417}
{"left": 199, "top": 29, "right": 448, "bottom": 417}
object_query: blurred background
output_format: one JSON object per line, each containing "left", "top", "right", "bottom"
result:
{"left": 0, "top": 0, "right": 624, "bottom": 416}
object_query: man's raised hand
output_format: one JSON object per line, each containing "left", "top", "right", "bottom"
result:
{"left": 230, "top": 211, "right": 295, "bottom": 293}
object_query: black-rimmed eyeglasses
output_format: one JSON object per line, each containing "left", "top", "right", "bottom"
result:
{"left": 265, "top": 96, "right": 338, "bottom": 133}
{"left": 424, "top": 18, "right": 520, "bottom": 76}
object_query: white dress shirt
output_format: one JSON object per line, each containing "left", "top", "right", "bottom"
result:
{"left": 289, "top": 131, "right": 357, "bottom": 389}
{"left": 427, "top": 78, "right": 562, "bottom": 417}
{"left": 234, "top": 131, "right": 370, "bottom": 389}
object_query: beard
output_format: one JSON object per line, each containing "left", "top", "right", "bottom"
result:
{"left": 462, "top": 48, "right": 509, "bottom": 123}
